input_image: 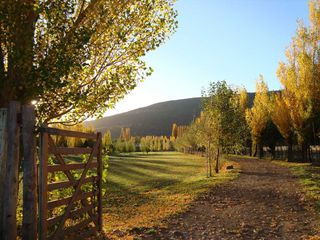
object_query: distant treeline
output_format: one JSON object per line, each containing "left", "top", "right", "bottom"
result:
{"left": 100, "top": 127, "right": 176, "bottom": 154}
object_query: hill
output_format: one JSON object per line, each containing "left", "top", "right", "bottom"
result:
{"left": 86, "top": 97, "right": 202, "bottom": 138}
{"left": 86, "top": 93, "right": 256, "bottom": 138}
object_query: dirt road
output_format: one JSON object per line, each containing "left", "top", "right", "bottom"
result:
{"left": 139, "top": 157, "right": 320, "bottom": 240}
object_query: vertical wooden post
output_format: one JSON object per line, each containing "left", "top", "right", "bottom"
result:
{"left": 0, "top": 108, "right": 7, "bottom": 238}
{"left": 22, "top": 105, "right": 37, "bottom": 240}
{"left": 39, "top": 129, "right": 48, "bottom": 240}
{"left": 97, "top": 132, "right": 103, "bottom": 232}
{"left": 2, "top": 101, "right": 21, "bottom": 240}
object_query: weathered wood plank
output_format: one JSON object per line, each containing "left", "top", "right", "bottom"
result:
{"left": 40, "top": 127, "right": 96, "bottom": 139}
{"left": 48, "top": 176, "right": 97, "bottom": 191}
{"left": 22, "top": 105, "right": 37, "bottom": 240}
{"left": 47, "top": 162, "right": 98, "bottom": 172}
{"left": 47, "top": 191, "right": 95, "bottom": 210}
{"left": 3, "top": 101, "right": 21, "bottom": 240}
{"left": 48, "top": 147, "right": 92, "bottom": 155}
{"left": 39, "top": 131, "right": 49, "bottom": 240}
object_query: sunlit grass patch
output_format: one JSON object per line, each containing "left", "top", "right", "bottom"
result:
{"left": 102, "top": 152, "right": 238, "bottom": 239}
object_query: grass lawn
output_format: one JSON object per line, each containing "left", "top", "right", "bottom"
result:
{"left": 273, "top": 160, "right": 320, "bottom": 210}
{"left": 102, "top": 152, "right": 238, "bottom": 239}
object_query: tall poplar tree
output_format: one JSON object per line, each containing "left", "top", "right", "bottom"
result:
{"left": 171, "top": 123, "right": 178, "bottom": 139}
{"left": 270, "top": 93, "right": 294, "bottom": 161}
{"left": 245, "top": 75, "right": 270, "bottom": 158}
{"left": 277, "top": 0, "right": 320, "bottom": 161}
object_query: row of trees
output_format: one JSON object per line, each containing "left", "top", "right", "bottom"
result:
{"left": 100, "top": 130, "right": 176, "bottom": 154}
{"left": 114, "top": 137, "right": 136, "bottom": 153}
{"left": 53, "top": 125, "right": 176, "bottom": 154}
{"left": 246, "top": 0, "right": 320, "bottom": 162}
{"left": 140, "top": 136, "right": 175, "bottom": 153}
{"left": 176, "top": 0, "right": 320, "bottom": 164}
{"left": 171, "top": 123, "right": 188, "bottom": 139}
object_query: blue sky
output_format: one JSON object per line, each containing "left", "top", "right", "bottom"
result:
{"left": 105, "top": 0, "right": 309, "bottom": 116}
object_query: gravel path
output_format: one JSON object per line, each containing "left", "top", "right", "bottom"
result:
{"left": 138, "top": 157, "right": 320, "bottom": 240}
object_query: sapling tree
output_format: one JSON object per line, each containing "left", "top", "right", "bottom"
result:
{"left": 200, "top": 81, "right": 248, "bottom": 174}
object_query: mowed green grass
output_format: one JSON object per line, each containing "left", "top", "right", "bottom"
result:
{"left": 102, "top": 152, "right": 238, "bottom": 237}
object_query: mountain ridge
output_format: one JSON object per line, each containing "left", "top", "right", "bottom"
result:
{"left": 86, "top": 93, "right": 256, "bottom": 138}
{"left": 86, "top": 97, "right": 202, "bottom": 138}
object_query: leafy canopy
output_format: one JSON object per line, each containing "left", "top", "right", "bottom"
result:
{"left": 201, "top": 80, "right": 248, "bottom": 153}
{"left": 0, "top": 0, "right": 177, "bottom": 124}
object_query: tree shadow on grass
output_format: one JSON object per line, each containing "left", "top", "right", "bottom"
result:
{"left": 103, "top": 176, "right": 180, "bottom": 212}
{"left": 102, "top": 180, "right": 150, "bottom": 210}
{"left": 110, "top": 157, "right": 200, "bottom": 169}
{"left": 113, "top": 153, "right": 167, "bottom": 158}
{"left": 107, "top": 165, "right": 181, "bottom": 189}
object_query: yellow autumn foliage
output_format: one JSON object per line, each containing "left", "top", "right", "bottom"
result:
{"left": 276, "top": 0, "right": 320, "bottom": 144}
{"left": 239, "top": 88, "right": 248, "bottom": 112}
{"left": 270, "top": 93, "right": 293, "bottom": 142}
{"left": 245, "top": 75, "right": 270, "bottom": 144}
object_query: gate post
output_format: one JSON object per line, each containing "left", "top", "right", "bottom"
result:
{"left": 97, "top": 132, "right": 103, "bottom": 231}
{"left": 0, "top": 108, "right": 7, "bottom": 238}
{"left": 22, "top": 105, "right": 37, "bottom": 240}
{"left": 39, "top": 128, "right": 48, "bottom": 240}
{"left": 2, "top": 101, "right": 21, "bottom": 240}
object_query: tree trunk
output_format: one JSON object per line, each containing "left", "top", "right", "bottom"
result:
{"left": 309, "top": 146, "right": 313, "bottom": 163}
{"left": 0, "top": 1, "right": 37, "bottom": 106}
{"left": 215, "top": 148, "right": 220, "bottom": 173}
{"left": 0, "top": 108, "right": 7, "bottom": 238}
{"left": 270, "top": 145, "right": 275, "bottom": 159}
{"left": 209, "top": 156, "right": 212, "bottom": 177}
{"left": 287, "top": 141, "right": 293, "bottom": 162}
{"left": 301, "top": 142, "right": 309, "bottom": 162}
{"left": 206, "top": 156, "right": 210, "bottom": 178}
{"left": 252, "top": 142, "right": 258, "bottom": 157}
{"left": 257, "top": 142, "right": 263, "bottom": 159}
{"left": 207, "top": 141, "right": 212, "bottom": 177}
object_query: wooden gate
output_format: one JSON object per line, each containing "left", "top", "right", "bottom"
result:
{"left": 39, "top": 127, "right": 103, "bottom": 240}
